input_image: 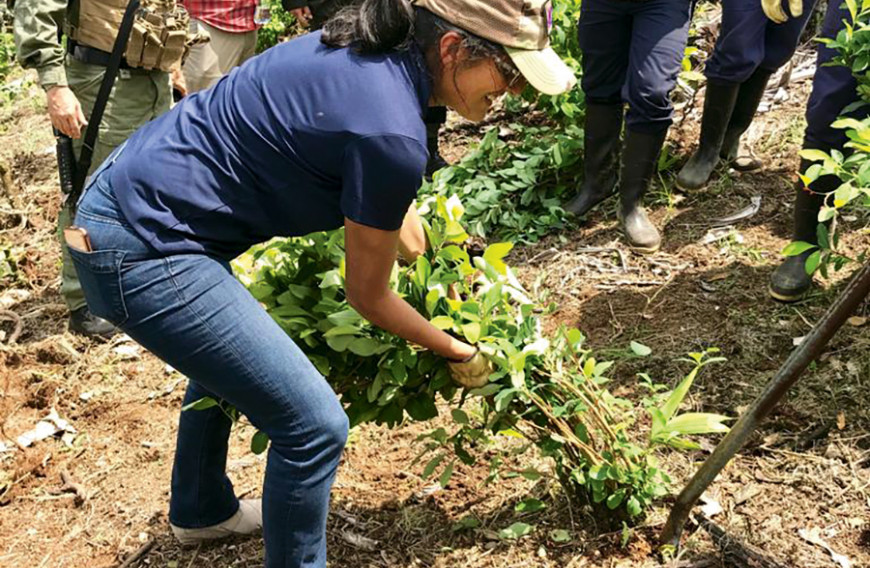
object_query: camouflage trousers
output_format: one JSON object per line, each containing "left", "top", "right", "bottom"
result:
{"left": 59, "top": 56, "right": 171, "bottom": 311}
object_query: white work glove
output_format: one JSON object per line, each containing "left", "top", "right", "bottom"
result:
{"left": 762, "top": 0, "right": 803, "bottom": 23}
{"left": 448, "top": 348, "right": 493, "bottom": 389}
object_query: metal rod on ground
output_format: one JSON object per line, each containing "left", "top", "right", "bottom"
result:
{"left": 660, "top": 259, "right": 870, "bottom": 547}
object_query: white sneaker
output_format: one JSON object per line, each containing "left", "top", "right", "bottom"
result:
{"left": 170, "top": 499, "right": 263, "bottom": 545}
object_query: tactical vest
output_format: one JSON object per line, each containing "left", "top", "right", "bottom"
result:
{"left": 68, "top": 0, "right": 204, "bottom": 72}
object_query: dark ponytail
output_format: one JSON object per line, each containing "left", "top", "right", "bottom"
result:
{"left": 321, "top": 0, "right": 416, "bottom": 54}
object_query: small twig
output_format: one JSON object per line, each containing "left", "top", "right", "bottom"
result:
{"left": 595, "top": 279, "right": 665, "bottom": 290}
{"left": 695, "top": 514, "right": 787, "bottom": 568}
{"left": 116, "top": 537, "right": 156, "bottom": 568}
{"left": 185, "top": 544, "right": 202, "bottom": 568}
{"left": 59, "top": 469, "right": 88, "bottom": 507}
{"left": 0, "top": 309, "right": 22, "bottom": 344}
{"left": 526, "top": 247, "right": 561, "bottom": 265}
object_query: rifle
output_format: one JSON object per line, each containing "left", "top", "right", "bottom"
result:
{"left": 54, "top": 128, "right": 76, "bottom": 195}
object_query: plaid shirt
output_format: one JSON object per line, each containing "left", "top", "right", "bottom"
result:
{"left": 183, "top": 0, "right": 260, "bottom": 33}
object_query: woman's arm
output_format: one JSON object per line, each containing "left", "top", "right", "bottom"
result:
{"left": 397, "top": 203, "right": 427, "bottom": 262}
{"left": 344, "top": 217, "right": 475, "bottom": 361}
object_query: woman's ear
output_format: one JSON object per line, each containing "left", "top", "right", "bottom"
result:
{"left": 438, "top": 31, "right": 465, "bottom": 71}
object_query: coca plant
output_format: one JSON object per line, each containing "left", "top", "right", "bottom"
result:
{"left": 225, "top": 195, "right": 730, "bottom": 521}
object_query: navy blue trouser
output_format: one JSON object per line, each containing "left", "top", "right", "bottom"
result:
{"left": 804, "top": 0, "right": 863, "bottom": 152}
{"left": 70, "top": 164, "right": 349, "bottom": 568}
{"left": 578, "top": 0, "right": 693, "bottom": 134}
{"left": 705, "top": 0, "right": 817, "bottom": 84}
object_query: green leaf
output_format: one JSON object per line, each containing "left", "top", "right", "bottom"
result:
{"left": 319, "top": 269, "right": 342, "bottom": 289}
{"left": 498, "top": 522, "right": 533, "bottom": 540}
{"left": 248, "top": 282, "right": 275, "bottom": 301}
{"left": 660, "top": 367, "right": 698, "bottom": 422}
{"left": 630, "top": 341, "right": 652, "bottom": 357}
{"left": 469, "top": 383, "right": 500, "bottom": 396}
{"left": 515, "top": 498, "right": 546, "bottom": 513}
{"left": 422, "top": 455, "right": 444, "bottom": 479}
{"left": 482, "top": 242, "right": 514, "bottom": 275}
{"left": 461, "top": 322, "right": 481, "bottom": 343}
{"left": 799, "top": 149, "right": 831, "bottom": 162}
{"left": 323, "top": 325, "right": 360, "bottom": 337}
{"left": 452, "top": 516, "right": 481, "bottom": 532}
{"left": 406, "top": 395, "right": 438, "bottom": 421}
{"left": 549, "top": 529, "right": 571, "bottom": 543}
{"left": 347, "top": 337, "right": 383, "bottom": 357}
{"left": 439, "top": 459, "right": 455, "bottom": 487}
{"left": 327, "top": 308, "right": 363, "bottom": 327}
{"left": 626, "top": 496, "right": 642, "bottom": 517}
{"left": 818, "top": 207, "right": 837, "bottom": 223}
{"left": 182, "top": 397, "right": 219, "bottom": 411}
{"left": 805, "top": 250, "right": 822, "bottom": 275}
{"left": 451, "top": 409, "right": 470, "bottom": 425}
{"left": 606, "top": 489, "right": 625, "bottom": 510}
{"left": 519, "top": 468, "right": 543, "bottom": 481}
{"left": 430, "top": 315, "right": 455, "bottom": 330}
{"left": 664, "top": 413, "right": 731, "bottom": 435}
{"left": 782, "top": 241, "right": 817, "bottom": 256}
{"left": 251, "top": 431, "right": 270, "bottom": 454}
{"left": 326, "top": 335, "right": 354, "bottom": 352}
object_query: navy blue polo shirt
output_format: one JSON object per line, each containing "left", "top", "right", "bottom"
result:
{"left": 109, "top": 31, "right": 431, "bottom": 260}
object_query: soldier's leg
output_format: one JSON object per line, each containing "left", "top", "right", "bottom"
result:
{"left": 770, "top": 0, "right": 861, "bottom": 301}
{"left": 677, "top": 0, "right": 765, "bottom": 189}
{"left": 621, "top": 0, "right": 692, "bottom": 251}
{"left": 721, "top": 0, "right": 817, "bottom": 170}
{"left": 564, "top": 0, "right": 631, "bottom": 217}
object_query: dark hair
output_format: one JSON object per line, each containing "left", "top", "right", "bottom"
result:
{"left": 321, "top": 0, "right": 516, "bottom": 80}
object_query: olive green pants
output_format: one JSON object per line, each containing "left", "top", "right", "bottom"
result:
{"left": 58, "top": 57, "right": 171, "bottom": 311}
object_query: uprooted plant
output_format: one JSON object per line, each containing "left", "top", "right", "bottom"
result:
{"left": 190, "top": 194, "right": 732, "bottom": 524}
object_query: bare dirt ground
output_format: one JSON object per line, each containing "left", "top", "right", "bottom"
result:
{"left": 1, "top": 57, "right": 869, "bottom": 568}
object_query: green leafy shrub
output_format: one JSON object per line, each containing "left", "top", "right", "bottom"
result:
{"left": 225, "top": 195, "right": 729, "bottom": 522}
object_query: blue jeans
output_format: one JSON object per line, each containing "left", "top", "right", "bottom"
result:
{"left": 578, "top": 0, "right": 693, "bottom": 134}
{"left": 70, "top": 166, "right": 349, "bottom": 568}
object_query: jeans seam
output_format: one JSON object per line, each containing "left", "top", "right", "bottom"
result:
{"left": 77, "top": 209, "right": 131, "bottom": 228}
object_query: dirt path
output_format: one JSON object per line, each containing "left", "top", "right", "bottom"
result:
{"left": 1, "top": 69, "right": 868, "bottom": 568}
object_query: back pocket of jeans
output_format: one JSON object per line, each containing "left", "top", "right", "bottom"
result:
{"left": 69, "top": 249, "right": 129, "bottom": 326}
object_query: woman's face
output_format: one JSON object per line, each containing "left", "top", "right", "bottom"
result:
{"left": 432, "top": 32, "right": 527, "bottom": 122}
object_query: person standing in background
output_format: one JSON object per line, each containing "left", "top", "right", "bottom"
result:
{"left": 676, "top": 0, "right": 817, "bottom": 190}
{"left": 563, "top": 0, "right": 694, "bottom": 253}
{"left": 181, "top": 0, "right": 264, "bottom": 93}
{"left": 13, "top": 0, "right": 181, "bottom": 338}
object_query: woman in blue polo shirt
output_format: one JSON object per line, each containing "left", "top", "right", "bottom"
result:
{"left": 67, "top": 0, "right": 575, "bottom": 566}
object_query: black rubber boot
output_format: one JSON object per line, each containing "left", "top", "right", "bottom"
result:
{"left": 676, "top": 81, "right": 740, "bottom": 191}
{"left": 721, "top": 68, "right": 773, "bottom": 172}
{"left": 769, "top": 160, "right": 835, "bottom": 302}
{"left": 619, "top": 129, "right": 667, "bottom": 253}
{"left": 69, "top": 306, "right": 118, "bottom": 339}
{"left": 564, "top": 102, "right": 624, "bottom": 216}
{"left": 424, "top": 107, "right": 448, "bottom": 180}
